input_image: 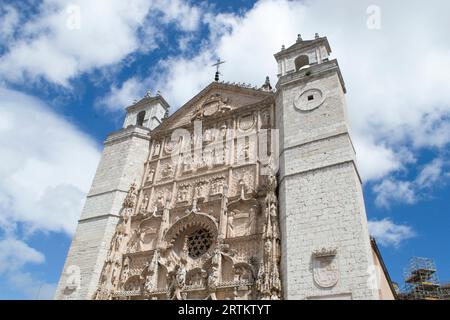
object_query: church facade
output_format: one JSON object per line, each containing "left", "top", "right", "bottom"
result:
{"left": 55, "top": 35, "right": 395, "bottom": 300}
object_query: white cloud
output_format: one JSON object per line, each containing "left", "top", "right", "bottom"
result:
{"left": 0, "top": 5, "right": 19, "bottom": 44}
{"left": 353, "top": 136, "right": 414, "bottom": 182}
{"left": 96, "top": 77, "right": 148, "bottom": 112}
{"left": 7, "top": 271, "right": 56, "bottom": 300}
{"left": 368, "top": 218, "right": 415, "bottom": 247}
{"left": 0, "top": 86, "right": 101, "bottom": 235}
{"left": 416, "top": 158, "right": 444, "bottom": 188}
{"left": 153, "top": 0, "right": 202, "bottom": 32}
{"left": 0, "top": 86, "right": 99, "bottom": 298}
{"left": 0, "top": 238, "right": 55, "bottom": 299}
{"left": 0, "top": 238, "right": 44, "bottom": 274}
{"left": 0, "top": 0, "right": 204, "bottom": 86}
{"left": 373, "top": 179, "right": 416, "bottom": 209}
{"left": 373, "top": 157, "right": 449, "bottom": 208}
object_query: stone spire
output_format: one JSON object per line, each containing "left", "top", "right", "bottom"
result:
{"left": 261, "top": 76, "right": 272, "bottom": 92}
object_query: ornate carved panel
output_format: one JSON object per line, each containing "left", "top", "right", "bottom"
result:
{"left": 94, "top": 89, "right": 281, "bottom": 300}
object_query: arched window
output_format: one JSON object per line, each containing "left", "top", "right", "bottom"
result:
{"left": 136, "top": 111, "right": 146, "bottom": 126}
{"left": 295, "top": 55, "right": 310, "bottom": 71}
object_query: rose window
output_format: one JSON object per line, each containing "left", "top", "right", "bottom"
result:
{"left": 187, "top": 228, "right": 214, "bottom": 258}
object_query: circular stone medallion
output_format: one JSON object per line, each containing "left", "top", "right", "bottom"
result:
{"left": 293, "top": 88, "right": 325, "bottom": 112}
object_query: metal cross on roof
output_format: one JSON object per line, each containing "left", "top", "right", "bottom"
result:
{"left": 211, "top": 58, "right": 226, "bottom": 81}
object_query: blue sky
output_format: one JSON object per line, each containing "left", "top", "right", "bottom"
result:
{"left": 0, "top": 0, "right": 449, "bottom": 299}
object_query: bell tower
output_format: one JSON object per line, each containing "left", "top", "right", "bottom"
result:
{"left": 54, "top": 93, "right": 169, "bottom": 299}
{"left": 275, "top": 34, "right": 379, "bottom": 300}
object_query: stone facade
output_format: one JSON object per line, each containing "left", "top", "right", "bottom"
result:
{"left": 55, "top": 35, "right": 382, "bottom": 300}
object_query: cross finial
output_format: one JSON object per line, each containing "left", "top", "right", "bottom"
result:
{"left": 211, "top": 58, "right": 226, "bottom": 81}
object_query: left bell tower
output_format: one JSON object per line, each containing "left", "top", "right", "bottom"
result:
{"left": 54, "top": 93, "right": 169, "bottom": 299}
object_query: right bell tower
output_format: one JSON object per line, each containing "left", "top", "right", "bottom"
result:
{"left": 275, "top": 34, "right": 379, "bottom": 300}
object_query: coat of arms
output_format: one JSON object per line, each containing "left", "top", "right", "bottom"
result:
{"left": 192, "top": 94, "right": 231, "bottom": 120}
{"left": 312, "top": 247, "right": 339, "bottom": 288}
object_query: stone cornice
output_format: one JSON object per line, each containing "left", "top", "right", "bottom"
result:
{"left": 274, "top": 37, "right": 332, "bottom": 59}
{"left": 126, "top": 95, "right": 170, "bottom": 112}
{"left": 104, "top": 125, "right": 152, "bottom": 145}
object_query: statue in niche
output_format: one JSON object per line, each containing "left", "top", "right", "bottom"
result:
{"left": 246, "top": 207, "right": 257, "bottom": 235}
{"left": 121, "top": 256, "right": 130, "bottom": 284}
{"left": 153, "top": 142, "right": 161, "bottom": 156}
{"left": 213, "top": 147, "right": 223, "bottom": 166}
{"left": 219, "top": 123, "right": 228, "bottom": 139}
{"left": 194, "top": 181, "right": 207, "bottom": 200}
{"left": 201, "top": 149, "right": 213, "bottom": 168}
{"left": 156, "top": 193, "right": 165, "bottom": 209}
{"left": 147, "top": 168, "right": 155, "bottom": 183}
{"left": 168, "top": 264, "right": 186, "bottom": 300}
{"left": 210, "top": 178, "right": 224, "bottom": 195}
{"left": 211, "top": 246, "right": 221, "bottom": 266}
{"left": 161, "top": 163, "right": 174, "bottom": 178}
{"left": 143, "top": 251, "right": 159, "bottom": 292}
{"left": 204, "top": 128, "right": 214, "bottom": 143}
{"left": 112, "top": 229, "right": 124, "bottom": 253}
{"left": 122, "top": 208, "right": 133, "bottom": 222}
{"left": 189, "top": 270, "right": 206, "bottom": 286}
{"left": 234, "top": 265, "right": 252, "bottom": 282}
{"left": 237, "top": 144, "right": 250, "bottom": 163}
{"left": 110, "top": 259, "right": 121, "bottom": 287}
{"left": 238, "top": 179, "right": 249, "bottom": 199}
{"left": 261, "top": 110, "right": 271, "bottom": 128}
{"left": 127, "top": 229, "right": 142, "bottom": 253}
{"left": 155, "top": 189, "right": 171, "bottom": 210}
{"left": 227, "top": 211, "right": 235, "bottom": 238}
{"left": 140, "top": 194, "right": 149, "bottom": 214}
{"left": 208, "top": 266, "right": 219, "bottom": 289}
{"left": 269, "top": 202, "right": 279, "bottom": 238}
{"left": 139, "top": 231, "right": 146, "bottom": 250}
{"left": 177, "top": 185, "right": 190, "bottom": 203}
{"left": 123, "top": 183, "right": 138, "bottom": 208}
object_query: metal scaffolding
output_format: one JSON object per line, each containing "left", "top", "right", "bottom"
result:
{"left": 402, "top": 257, "right": 443, "bottom": 300}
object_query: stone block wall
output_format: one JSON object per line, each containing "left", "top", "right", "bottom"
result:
{"left": 54, "top": 126, "right": 151, "bottom": 299}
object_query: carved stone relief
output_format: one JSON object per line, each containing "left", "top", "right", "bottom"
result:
{"left": 312, "top": 247, "right": 339, "bottom": 288}
{"left": 238, "top": 113, "right": 256, "bottom": 132}
{"left": 176, "top": 184, "right": 191, "bottom": 204}
{"left": 192, "top": 94, "right": 232, "bottom": 121}
{"left": 160, "top": 162, "right": 175, "bottom": 180}
{"left": 210, "top": 177, "right": 225, "bottom": 196}
{"left": 94, "top": 100, "right": 282, "bottom": 300}
{"left": 231, "top": 167, "right": 255, "bottom": 197}
{"left": 152, "top": 141, "right": 161, "bottom": 158}
{"left": 146, "top": 167, "right": 155, "bottom": 184}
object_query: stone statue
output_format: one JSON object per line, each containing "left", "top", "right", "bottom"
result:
{"left": 123, "top": 183, "right": 138, "bottom": 208}
{"left": 143, "top": 251, "right": 159, "bottom": 292}
{"left": 153, "top": 142, "right": 161, "bottom": 156}
{"left": 162, "top": 163, "right": 174, "bottom": 178}
{"left": 246, "top": 207, "right": 257, "bottom": 235}
{"left": 147, "top": 168, "right": 155, "bottom": 183}
{"left": 168, "top": 264, "right": 186, "bottom": 300}
{"left": 120, "top": 256, "right": 130, "bottom": 285}
{"left": 140, "top": 194, "right": 149, "bottom": 214}
{"left": 226, "top": 211, "right": 235, "bottom": 238}
{"left": 177, "top": 185, "right": 189, "bottom": 203}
